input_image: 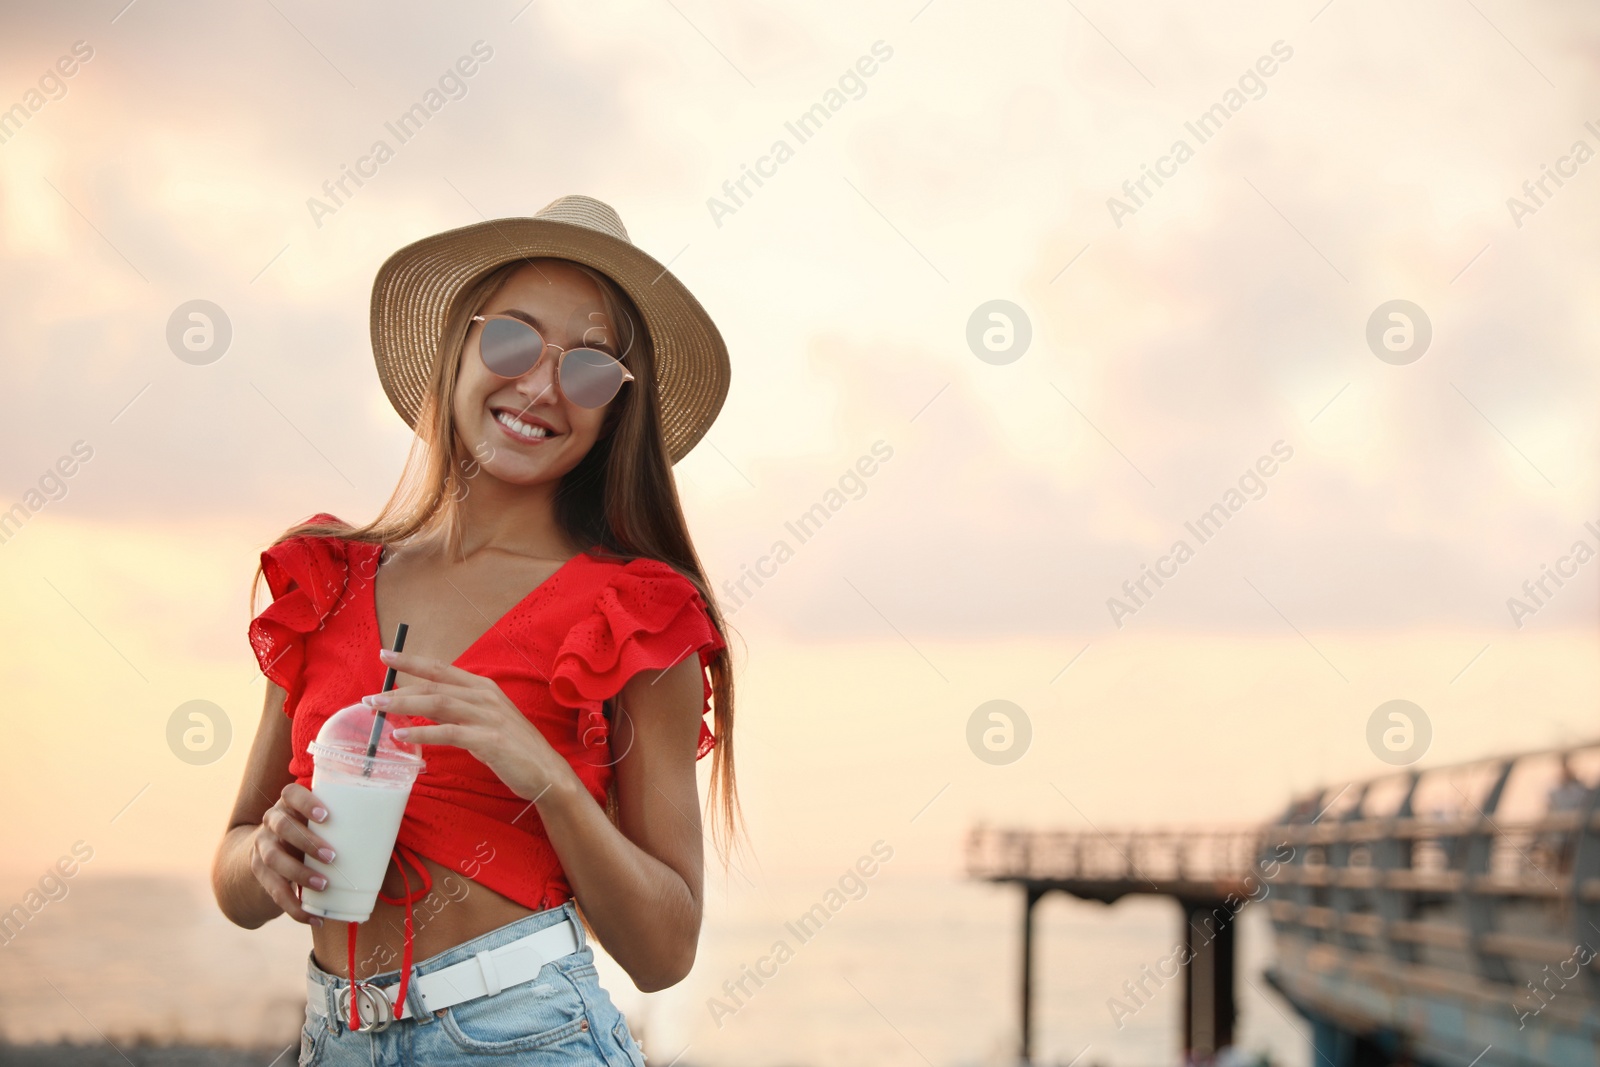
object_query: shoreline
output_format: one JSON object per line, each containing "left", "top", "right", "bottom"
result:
{"left": 0, "top": 1041, "right": 298, "bottom": 1066}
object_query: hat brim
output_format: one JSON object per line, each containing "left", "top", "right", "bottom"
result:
{"left": 370, "top": 217, "right": 729, "bottom": 465}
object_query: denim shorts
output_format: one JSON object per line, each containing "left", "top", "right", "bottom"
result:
{"left": 300, "top": 899, "right": 647, "bottom": 1066}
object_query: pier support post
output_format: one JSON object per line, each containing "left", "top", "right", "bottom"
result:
{"left": 1181, "top": 898, "right": 1237, "bottom": 1061}
{"left": 1020, "top": 885, "right": 1045, "bottom": 1064}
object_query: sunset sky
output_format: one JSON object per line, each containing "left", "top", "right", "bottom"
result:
{"left": 2, "top": 5, "right": 1598, "bottom": 1051}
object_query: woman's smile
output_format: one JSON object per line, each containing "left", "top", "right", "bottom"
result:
{"left": 491, "top": 406, "right": 560, "bottom": 444}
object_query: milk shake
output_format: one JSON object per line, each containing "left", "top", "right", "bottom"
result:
{"left": 300, "top": 702, "right": 424, "bottom": 923}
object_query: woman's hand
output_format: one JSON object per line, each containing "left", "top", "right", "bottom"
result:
{"left": 367, "top": 648, "right": 581, "bottom": 804}
{"left": 249, "top": 782, "right": 336, "bottom": 927}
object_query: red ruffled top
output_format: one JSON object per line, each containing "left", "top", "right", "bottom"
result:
{"left": 247, "top": 513, "right": 725, "bottom": 913}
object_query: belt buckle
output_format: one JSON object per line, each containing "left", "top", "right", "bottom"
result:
{"left": 336, "top": 980, "right": 396, "bottom": 1033}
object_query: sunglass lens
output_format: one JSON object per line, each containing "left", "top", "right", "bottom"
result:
{"left": 561, "top": 349, "right": 627, "bottom": 408}
{"left": 479, "top": 317, "right": 542, "bottom": 378}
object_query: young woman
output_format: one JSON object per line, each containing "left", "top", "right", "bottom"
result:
{"left": 210, "top": 195, "right": 738, "bottom": 1066}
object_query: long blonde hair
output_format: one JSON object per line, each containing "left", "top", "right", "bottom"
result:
{"left": 251, "top": 257, "right": 743, "bottom": 860}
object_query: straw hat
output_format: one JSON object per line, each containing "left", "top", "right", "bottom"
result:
{"left": 369, "top": 195, "right": 730, "bottom": 464}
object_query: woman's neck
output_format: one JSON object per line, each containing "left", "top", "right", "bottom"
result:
{"left": 451, "top": 471, "right": 576, "bottom": 561}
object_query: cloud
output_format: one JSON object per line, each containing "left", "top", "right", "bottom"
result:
{"left": 3, "top": 0, "right": 1599, "bottom": 643}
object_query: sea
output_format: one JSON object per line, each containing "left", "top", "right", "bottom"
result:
{"left": 0, "top": 871, "right": 1310, "bottom": 1067}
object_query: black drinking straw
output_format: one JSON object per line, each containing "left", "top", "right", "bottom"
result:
{"left": 363, "top": 622, "right": 409, "bottom": 777}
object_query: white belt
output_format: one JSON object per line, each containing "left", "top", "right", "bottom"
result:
{"left": 308, "top": 915, "right": 581, "bottom": 1028}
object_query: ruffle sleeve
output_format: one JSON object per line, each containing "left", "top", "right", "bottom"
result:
{"left": 248, "top": 513, "right": 353, "bottom": 716}
{"left": 549, "top": 557, "right": 726, "bottom": 760}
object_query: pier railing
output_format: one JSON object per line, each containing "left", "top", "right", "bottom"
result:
{"left": 965, "top": 826, "right": 1269, "bottom": 892}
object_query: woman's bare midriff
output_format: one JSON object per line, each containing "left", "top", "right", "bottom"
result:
{"left": 311, "top": 851, "right": 547, "bottom": 978}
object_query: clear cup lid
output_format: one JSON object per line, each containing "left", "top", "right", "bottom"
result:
{"left": 307, "top": 701, "right": 424, "bottom": 774}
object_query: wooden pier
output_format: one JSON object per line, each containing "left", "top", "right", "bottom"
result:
{"left": 965, "top": 826, "right": 1272, "bottom": 1064}
{"left": 967, "top": 739, "right": 1600, "bottom": 1067}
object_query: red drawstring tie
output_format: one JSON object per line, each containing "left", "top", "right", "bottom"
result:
{"left": 344, "top": 843, "right": 433, "bottom": 1031}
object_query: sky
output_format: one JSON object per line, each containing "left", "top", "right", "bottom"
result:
{"left": 1, "top": 0, "right": 1599, "bottom": 1058}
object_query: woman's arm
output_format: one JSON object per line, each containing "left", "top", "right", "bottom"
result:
{"left": 211, "top": 682, "right": 336, "bottom": 930}
{"left": 374, "top": 649, "right": 709, "bottom": 991}
{"left": 538, "top": 656, "right": 706, "bottom": 990}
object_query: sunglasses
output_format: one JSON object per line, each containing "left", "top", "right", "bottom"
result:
{"left": 470, "top": 313, "right": 635, "bottom": 409}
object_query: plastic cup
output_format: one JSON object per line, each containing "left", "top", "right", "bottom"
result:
{"left": 300, "top": 702, "right": 424, "bottom": 923}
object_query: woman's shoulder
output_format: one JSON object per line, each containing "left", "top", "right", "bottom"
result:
{"left": 549, "top": 549, "right": 725, "bottom": 750}
{"left": 567, "top": 548, "right": 707, "bottom": 600}
{"left": 555, "top": 549, "right": 721, "bottom": 653}
{"left": 250, "top": 514, "right": 378, "bottom": 700}
{"left": 264, "top": 512, "right": 382, "bottom": 560}
{"left": 257, "top": 513, "right": 380, "bottom": 599}
{"left": 270, "top": 512, "right": 363, "bottom": 547}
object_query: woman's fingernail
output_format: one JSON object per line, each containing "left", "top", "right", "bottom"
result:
{"left": 392, "top": 727, "right": 410, "bottom": 740}
{"left": 369, "top": 693, "right": 391, "bottom": 708}
{"left": 311, "top": 875, "right": 328, "bottom": 890}
{"left": 379, "top": 648, "right": 397, "bottom": 661}
{"left": 310, "top": 916, "right": 324, "bottom": 927}
{"left": 318, "top": 847, "right": 336, "bottom": 862}
{"left": 311, "top": 806, "right": 328, "bottom": 822}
